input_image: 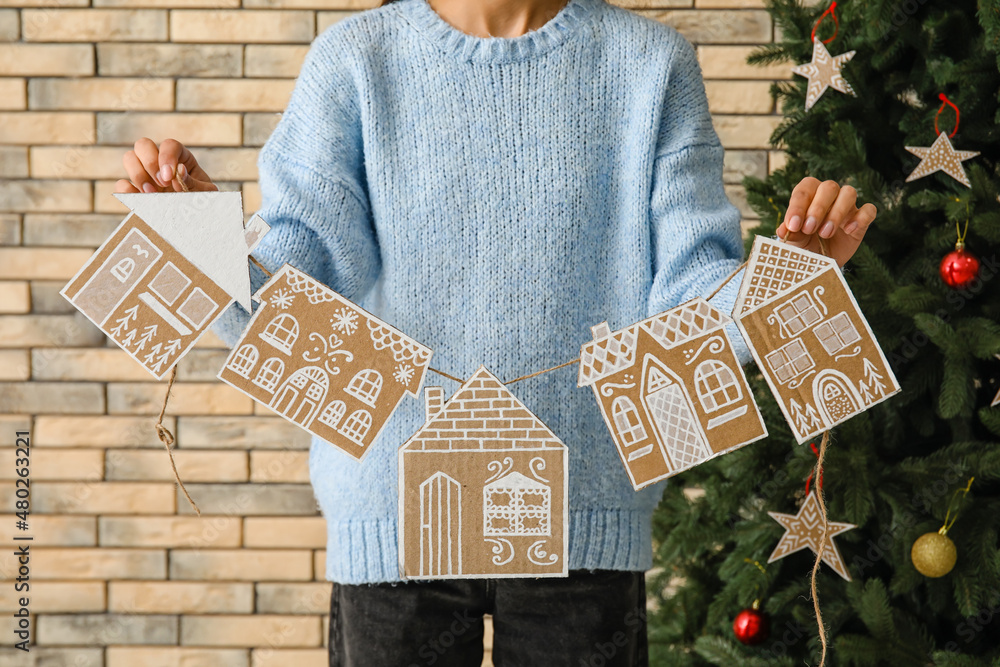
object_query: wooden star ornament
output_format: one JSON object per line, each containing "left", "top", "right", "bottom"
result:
{"left": 767, "top": 491, "right": 856, "bottom": 581}
{"left": 791, "top": 37, "right": 856, "bottom": 111}
{"left": 905, "top": 132, "right": 980, "bottom": 188}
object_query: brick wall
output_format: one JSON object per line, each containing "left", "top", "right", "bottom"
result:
{"left": 0, "top": 0, "right": 782, "bottom": 664}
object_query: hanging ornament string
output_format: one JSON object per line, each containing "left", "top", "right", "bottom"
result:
{"left": 155, "top": 366, "right": 201, "bottom": 515}
{"left": 809, "top": 430, "right": 832, "bottom": 667}
{"left": 941, "top": 476, "right": 974, "bottom": 535}
{"left": 744, "top": 557, "right": 769, "bottom": 606}
{"left": 811, "top": 1, "right": 840, "bottom": 44}
{"left": 804, "top": 440, "right": 825, "bottom": 495}
{"left": 934, "top": 93, "right": 960, "bottom": 138}
{"left": 249, "top": 254, "right": 274, "bottom": 278}
{"left": 955, "top": 199, "right": 970, "bottom": 248}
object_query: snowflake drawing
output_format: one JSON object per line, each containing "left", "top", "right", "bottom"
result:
{"left": 331, "top": 307, "right": 359, "bottom": 336}
{"left": 394, "top": 363, "right": 415, "bottom": 386}
{"left": 271, "top": 288, "right": 295, "bottom": 310}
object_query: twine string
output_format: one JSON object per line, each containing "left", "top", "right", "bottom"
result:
{"left": 249, "top": 254, "right": 274, "bottom": 278}
{"left": 811, "top": 1, "right": 840, "bottom": 44}
{"left": 809, "top": 430, "right": 832, "bottom": 667}
{"left": 934, "top": 93, "right": 961, "bottom": 138}
{"left": 155, "top": 367, "right": 201, "bottom": 515}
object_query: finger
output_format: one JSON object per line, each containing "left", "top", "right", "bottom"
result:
{"left": 171, "top": 163, "right": 218, "bottom": 192}
{"left": 843, "top": 203, "right": 877, "bottom": 238}
{"left": 123, "top": 149, "right": 160, "bottom": 193}
{"left": 133, "top": 138, "right": 166, "bottom": 187}
{"left": 784, "top": 177, "right": 820, "bottom": 233}
{"left": 803, "top": 180, "right": 841, "bottom": 235}
{"left": 157, "top": 138, "right": 192, "bottom": 188}
{"left": 818, "top": 185, "right": 857, "bottom": 239}
{"left": 114, "top": 178, "right": 140, "bottom": 194}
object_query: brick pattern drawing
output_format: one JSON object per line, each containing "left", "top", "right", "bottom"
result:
{"left": 398, "top": 367, "right": 568, "bottom": 579}
{"left": 60, "top": 191, "right": 268, "bottom": 380}
{"left": 218, "top": 263, "right": 432, "bottom": 461}
{"left": 733, "top": 236, "right": 901, "bottom": 443}
{"left": 578, "top": 298, "right": 766, "bottom": 490}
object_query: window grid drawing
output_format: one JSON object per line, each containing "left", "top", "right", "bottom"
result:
{"left": 346, "top": 369, "right": 383, "bottom": 407}
{"left": 765, "top": 339, "right": 815, "bottom": 384}
{"left": 111, "top": 258, "right": 135, "bottom": 282}
{"left": 259, "top": 313, "right": 299, "bottom": 355}
{"left": 694, "top": 360, "right": 742, "bottom": 412}
{"left": 341, "top": 409, "right": 372, "bottom": 444}
{"left": 176, "top": 287, "right": 219, "bottom": 330}
{"left": 776, "top": 293, "right": 822, "bottom": 335}
{"left": 814, "top": 312, "right": 861, "bottom": 355}
{"left": 229, "top": 344, "right": 259, "bottom": 378}
{"left": 483, "top": 474, "right": 551, "bottom": 537}
{"left": 148, "top": 261, "right": 191, "bottom": 305}
{"left": 254, "top": 357, "right": 285, "bottom": 392}
{"left": 611, "top": 396, "right": 647, "bottom": 447}
{"left": 317, "top": 400, "right": 346, "bottom": 428}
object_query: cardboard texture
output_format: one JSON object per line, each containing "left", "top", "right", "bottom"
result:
{"left": 733, "top": 236, "right": 901, "bottom": 444}
{"left": 905, "top": 132, "right": 980, "bottom": 188}
{"left": 398, "top": 367, "right": 568, "bottom": 579}
{"left": 60, "top": 192, "right": 269, "bottom": 380}
{"left": 767, "top": 491, "right": 856, "bottom": 581}
{"left": 578, "top": 298, "right": 767, "bottom": 490}
{"left": 791, "top": 37, "right": 856, "bottom": 111}
{"left": 217, "top": 263, "right": 432, "bottom": 461}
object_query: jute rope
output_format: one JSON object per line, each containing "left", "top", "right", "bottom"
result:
{"left": 155, "top": 366, "right": 200, "bottom": 515}
{"left": 810, "top": 430, "right": 832, "bottom": 667}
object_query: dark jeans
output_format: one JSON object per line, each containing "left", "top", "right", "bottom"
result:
{"left": 328, "top": 569, "right": 648, "bottom": 667}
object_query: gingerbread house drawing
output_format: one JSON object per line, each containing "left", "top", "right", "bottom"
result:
{"left": 398, "top": 367, "right": 568, "bottom": 579}
{"left": 733, "top": 236, "right": 901, "bottom": 443}
{"left": 578, "top": 298, "right": 767, "bottom": 490}
{"left": 218, "top": 263, "right": 433, "bottom": 461}
{"left": 61, "top": 192, "right": 269, "bottom": 380}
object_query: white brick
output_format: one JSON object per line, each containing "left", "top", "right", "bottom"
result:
{"left": 28, "top": 77, "right": 174, "bottom": 111}
{"left": 170, "top": 10, "right": 313, "bottom": 43}
{"left": 0, "top": 44, "right": 94, "bottom": 75}
{"left": 22, "top": 9, "right": 167, "bottom": 41}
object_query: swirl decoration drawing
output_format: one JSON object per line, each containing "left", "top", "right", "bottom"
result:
{"left": 527, "top": 540, "right": 559, "bottom": 566}
{"left": 812, "top": 286, "right": 828, "bottom": 316}
{"left": 301, "top": 331, "right": 354, "bottom": 376}
{"left": 484, "top": 538, "right": 514, "bottom": 566}
{"left": 834, "top": 345, "right": 862, "bottom": 361}
{"left": 600, "top": 381, "right": 636, "bottom": 397}
{"left": 484, "top": 457, "right": 514, "bottom": 485}
{"left": 529, "top": 457, "right": 549, "bottom": 483}
{"left": 684, "top": 334, "right": 726, "bottom": 365}
{"left": 788, "top": 369, "right": 817, "bottom": 390}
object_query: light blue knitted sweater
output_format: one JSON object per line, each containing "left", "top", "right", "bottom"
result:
{"left": 212, "top": 0, "right": 748, "bottom": 584}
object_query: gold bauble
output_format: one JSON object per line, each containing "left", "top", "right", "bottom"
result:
{"left": 911, "top": 532, "right": 957, "bottom": 578}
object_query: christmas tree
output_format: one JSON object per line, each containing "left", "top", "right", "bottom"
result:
{"left": 648, "top": 1, "right": 1000, "bottom": 665}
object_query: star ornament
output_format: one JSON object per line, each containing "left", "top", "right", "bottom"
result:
{"left": 791, "top": 37, "right": 857, "bottom": 111}
{"left": 767, "top": 491, "right": 856, "bottom": 581}
{"left": 905, "top": 132, "right": 980, "bottom": 189}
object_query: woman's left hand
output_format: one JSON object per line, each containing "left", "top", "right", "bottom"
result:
{"left": 777, "top": 177, "right": 878, "bottom": 267}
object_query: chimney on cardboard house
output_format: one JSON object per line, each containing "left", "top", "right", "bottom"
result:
{"left": 424, "top": 387, "right": 445, "bottom": 423}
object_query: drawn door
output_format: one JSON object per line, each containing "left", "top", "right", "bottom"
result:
{"left": 270, "top": 366, "right": 328, "bottom": 428}
{"left": 420, "top": 472, "right": 462, "bottom": 577}
{"left": 813, "top": 370, "right": 861, "bottom": 425}
{"left": 72, "top": 228, "right": 162, "bottom": 325}
{"left": 641, "top": 357, "right": 710, "bottom": 471}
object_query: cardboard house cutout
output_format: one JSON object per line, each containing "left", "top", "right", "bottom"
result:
{"left": 61, "top": 192, "right": 269, "bottom": 380}
{"left": 398, "top": 367, "right": 568, "bottom": 579}
{"left": 578, "top": 298, "right": 767, "bottom": 490}
{"left": 733, "top": 236, "right": 901, "bottom": 443}
{"left": 217, "top": 263, "right": 432, "bottom": 461}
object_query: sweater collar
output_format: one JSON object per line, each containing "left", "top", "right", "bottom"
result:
{"left": 395, "top": 0, "right": 598, "bottom": 63}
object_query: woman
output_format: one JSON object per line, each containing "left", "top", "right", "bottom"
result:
{"left": 114, "top": 0, "right": 875, "bottom": 663}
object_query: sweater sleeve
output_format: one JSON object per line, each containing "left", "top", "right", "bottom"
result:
{"left": 645, "top": 31, "right": 750, "bottom": 365}
{"left": 211, "top": 24, "right": 380, "bottom": 348}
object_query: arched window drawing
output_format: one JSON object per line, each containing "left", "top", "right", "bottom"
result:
{"left": 340, "top": 409, "right": 372, "bottom": 444}
{"left": 612, "top": 396, "right": 647, "bottom": 447}
{"left": 317, "top": 400, "right": 346, "bottom": 428}
{"left": 253, "top": 357, "right": 285, "bottom": 393}
{"left": 259, "top": 313, "right": 299, "bottom": 355}
{"left": 111, "top": 257, "right": 135, "bottom": 282}
{"left": 345, "top": 369, "right": 382, "bottom": 407}
{"left": 228, "top": 344, "right": 259, "bottom": 378}
{"left": 483, "top": 471, "right": 551, "bottom": 537}
{"left": 694, "top": 360, "right": 742, "bottom": 413}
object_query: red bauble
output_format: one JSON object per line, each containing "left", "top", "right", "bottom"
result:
{"left": 733, "top": 607, "right": 770, "bottom": 646}
{"left": 939, "top": 243, "right": 980, "bottom": 289}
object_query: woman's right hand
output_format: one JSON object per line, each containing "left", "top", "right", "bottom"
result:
{"left": 115, "top": 137, "right": 218, "bottom": 193}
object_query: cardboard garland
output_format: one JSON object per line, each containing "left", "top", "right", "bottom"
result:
{"left": 578, "top": 298, "right": 767, "bottom": 490}
{"left": 217, "top": 263, "right": 433, "bottom": 462}
{"left": 398, "top": 367, "right": 568, "bottom": 579}
{"left": 61, "top": 192, "right": 270, "bottom": 380}
{"left": 733, "top": 236, "right": 901, "bottom": 444}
